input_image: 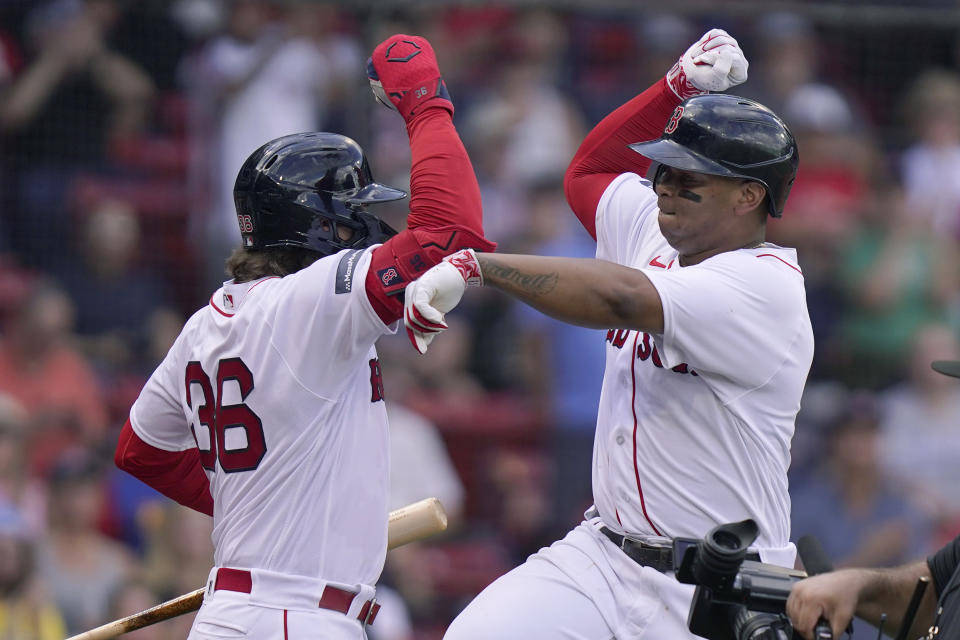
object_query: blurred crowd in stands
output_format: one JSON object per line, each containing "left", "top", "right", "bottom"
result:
{"left": 1, "top": 1, "right": 960, "bottom": 638}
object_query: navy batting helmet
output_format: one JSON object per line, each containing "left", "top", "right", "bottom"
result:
{"left": 629, "top": 94, "right": 799, "bottom": 217}
{"left": 233, "top": 132, "right": 406, "bottom": 255}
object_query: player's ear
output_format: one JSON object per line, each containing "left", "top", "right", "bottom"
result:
{"left": 734, "top": 181, "right": 766, "bottom": 216}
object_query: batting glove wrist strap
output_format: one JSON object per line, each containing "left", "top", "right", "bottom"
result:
{"left": 442, "top": 249, "right": 483, "bottom": 287}
{"left": 665, "top": 29, "right": 749, "bottom": 100}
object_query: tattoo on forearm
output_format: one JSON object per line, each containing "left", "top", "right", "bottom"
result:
{"left": 484, "top": 262, "right": 559, "bottom": 295}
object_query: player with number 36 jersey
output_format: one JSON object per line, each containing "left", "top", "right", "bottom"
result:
{"left": 114, "top": 35, "right": 494, "bottom": 640}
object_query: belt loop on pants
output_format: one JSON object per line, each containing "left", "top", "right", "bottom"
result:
{"left": 213, "top": 568, "right": 380, "bottom": 627}
{"left": 318, "top": 584, "right": 380, "bottom": 627}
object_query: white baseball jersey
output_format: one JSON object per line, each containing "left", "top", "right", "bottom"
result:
{"left": 130, "top": 247, "right": 394, "bottom": 585}
{"left": 593, "top": 173, "right": 813, "bottom": 565}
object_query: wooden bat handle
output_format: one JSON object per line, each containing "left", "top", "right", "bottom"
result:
{"left": 67, "top": 497, "right": 447, "bottom": 640}
{"left": 66, "top": 590, "right": 205, "bottom": 640}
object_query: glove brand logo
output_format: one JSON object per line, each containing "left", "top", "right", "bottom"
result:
{"left": 446, "top": 251, "right": 482, "bottom": 285}
{"left": 665, "top": 107, "right": 684, "bottom": 134}
{"left": 648, "top": 255, "right": 675, "bottom": 269}
{"left": 384, "top": 40, "right": 422, "bottom": 63}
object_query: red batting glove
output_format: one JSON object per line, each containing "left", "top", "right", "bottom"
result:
{"left": 367, "top": 34, "right": 454, "bottom": 121}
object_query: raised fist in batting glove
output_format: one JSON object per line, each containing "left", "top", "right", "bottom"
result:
{"left": 367, "top": 34, "right": 454, "bottom": 121}
{"left": 665, "top": 28, "right": 748, "bottom": 100}
{"left": 403, "top": 249, "right": 483, "bottom": 354}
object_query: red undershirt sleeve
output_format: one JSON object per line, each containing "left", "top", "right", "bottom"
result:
{"left": 404, "top": 108, "right": 484, "bottom": 232}
{"left": 366, "top": 106, "right": 496, "bottom": 324}
{"left": 114, "top": 418, "right": 214, "bottom": 517}
{"left": 564, "top": 77, "right": 682, "bottom": 239}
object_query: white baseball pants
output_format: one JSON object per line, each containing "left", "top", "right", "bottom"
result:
{"left": 443, "top": 519, "right": 702, "bottom": 640}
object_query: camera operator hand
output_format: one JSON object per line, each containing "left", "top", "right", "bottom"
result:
{"left": 786, "top": 570, "right": 866, "bottom": 639}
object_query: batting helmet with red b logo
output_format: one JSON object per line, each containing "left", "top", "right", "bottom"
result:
{"left": 233, "top": 132, "right": 407, "bottom": 255}
{"left": 629, "top": 94, "right": 799, "bottom": 217}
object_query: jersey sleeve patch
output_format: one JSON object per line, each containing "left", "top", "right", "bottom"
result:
{"left": 335, "top": 249, "right": 364, "bottom": 294}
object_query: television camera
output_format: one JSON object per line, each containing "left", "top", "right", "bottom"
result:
{"left": 673, "top": 519, "right": 833, "bottom": 640}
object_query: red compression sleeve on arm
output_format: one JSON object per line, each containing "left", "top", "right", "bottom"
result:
{"left": 367, "top": 107, "right": 495, "bottom": 324}
{"left": 115, "top": 418, "right": 214, "bottom": 516}
{"left": 564, "top": 77, "right": 681, "bottom": 238}
{"left": 405, "top": 108, "right": 484, "bottom": 232}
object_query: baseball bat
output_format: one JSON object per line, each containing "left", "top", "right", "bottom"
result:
{"left": 66, "top": 497, "right": 448, "bottom": 640}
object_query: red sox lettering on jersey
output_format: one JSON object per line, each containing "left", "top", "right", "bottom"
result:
{"left": 606, "top": 329, "right": 698, "bottom": 376}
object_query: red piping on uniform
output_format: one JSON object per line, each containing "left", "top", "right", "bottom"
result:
{"left": 209, "top": 277, "right": 280, "bottom": 317}
{"left": 756, "top": 254, "right": 802, "bottom": 274}
{"left": 630, "top": 331, "right": 662, "bottom": 535}
{"left": 209, "top": 294, "right": 232, "bottom": 317}
{"left": 283, "top": 609, "right": 288, "bottom": 639}
{"left": 248, "top": 276, "right": 280, "bottom": 291}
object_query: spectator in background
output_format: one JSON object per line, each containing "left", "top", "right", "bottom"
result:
{"left": 485, "top": 448, "right": 557, "bottom": 567}
{"left": 186, "top": 0, "right": 362, "bottom": 287}
{"left": 137, "top": 503, "right": 212, "bottom": 637}
{"left": 778, "top": 83, "right": 873, "bottom": 243}
{"left": 0, "top": 395, "right": 46, "bottom": 535}
{"left": 899, "top": 69, "right": 960, "bottom": 238}
{"left": 0, "top": 500, "right": 65, "bottom": 640}
{"left": 570, "top": 13, "right": 695, "bottom": 128}
{"left": 56, "top": 197, "right": 175, "bottom": 377}
{"left": 741, "top": 12, "right": 821, "bottom": 117}
{"left": 632, "top": 14, "right": 695, "bottom": 88}
{"left": 771, "top": 83, "right": 876, "bottom": 380}
{"left": 404, "top": 316, "right": 488, "bottom": 399}
{"left": 512, "top": 180, "right": 605, "bottom": 527}
{"left": 35, "top": 453, "right": 133, "bottom": 635}
{"left": 835, "top": 187, "right": 958, "bottom": 388}
{"left": 461, "top": 10, "right": 584, "bottom": 243}
{"left": 388, "top": 402, "right": 466, "bottom": 529}
{"left": 791, "top": 392, "right": 932, "bottom": 572}
{"left": 0, "top": 0, "right": 154, "bottom": 271}
{"left": 0, "top": 281, "right": 108, "bottom": 475}
{"left": 0, "top": 25, "right": 20, "bottom": 252}
{"left": 879, "top": 322, "right": 960, "bottom": 541}
{"left": 376, "top": 333, "right": 467, "bottom": 527}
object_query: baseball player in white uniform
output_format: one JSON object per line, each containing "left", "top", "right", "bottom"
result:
{"left": 113, "top": 34, "right": 494, "bottom": 639}
{"left": 403, "top": 29, "right": 814, "bottom": 639}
